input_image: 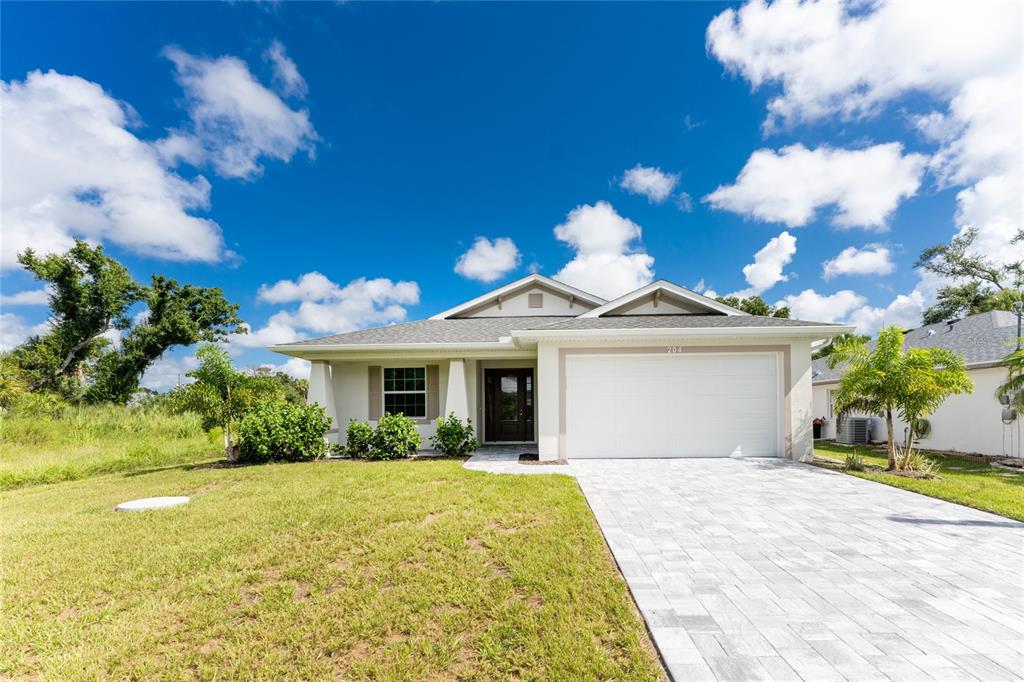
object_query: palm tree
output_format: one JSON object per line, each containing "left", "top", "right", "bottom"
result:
{"left": 828, "top": 326, "right": 973, "bottom": 470}
{"left": 995, "top": 339, "right": 1024, "bottom": 414}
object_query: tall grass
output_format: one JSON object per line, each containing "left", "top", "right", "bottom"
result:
{"left": 0, "top": 404, "right": 220, "bottom": 490}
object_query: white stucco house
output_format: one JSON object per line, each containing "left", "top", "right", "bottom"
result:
{"left": 812, "top": 311, "right": 1020, "bottom": 458}
{"left": 271, "top": 274, "right": 851, "bottom": 461}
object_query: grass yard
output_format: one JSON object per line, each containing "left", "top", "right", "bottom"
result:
{"left": 1, "top": 458, "right": 664, "bottom": 680}
{"left": 815, "top": 442, "right": 1024, "bottom": 522}
{"left": 0, "top": 405, "right": 220, "bottom": 490}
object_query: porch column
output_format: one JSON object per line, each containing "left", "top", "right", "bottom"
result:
{"left": 308, "top": 360, "right": 339, "bottom": 442}
{"left": 536, "top": 341, "right": 560, "bottom": 461}
{"left": 446, "top": 358, "right": 469, "bottom": 421}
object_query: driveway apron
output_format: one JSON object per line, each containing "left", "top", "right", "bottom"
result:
{"left": 571, "top": 458, "right": 1024, "bottom": 682}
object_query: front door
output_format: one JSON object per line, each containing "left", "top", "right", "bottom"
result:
{"left": 485, "top": 369, "right": 534, "bottom": 442}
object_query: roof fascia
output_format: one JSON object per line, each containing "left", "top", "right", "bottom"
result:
{"left": 579, "top": 280, "right": 747, "bottom": 318}
{"left": 269, "top": 340, "right": 518, "bottom": 358}
{"left": 511, "top": 324, "right": 855, "bottom": 340}
{"left": 428, "top": 274, "right": 606, "bottom": 320}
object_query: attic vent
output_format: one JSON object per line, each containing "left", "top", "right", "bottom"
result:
{"left": 528, "top": 293, "right": 543, "bottom": 309}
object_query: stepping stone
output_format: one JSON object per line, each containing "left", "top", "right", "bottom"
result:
{"left": 116, "top": 496, "right": 190, "bottom": 512}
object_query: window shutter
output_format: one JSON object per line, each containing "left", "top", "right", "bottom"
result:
{"left": 368, "top": 366, "right": 382, "bottom": 420}
{"left": 426, "top": 365, "right": 440, "bottom": 419}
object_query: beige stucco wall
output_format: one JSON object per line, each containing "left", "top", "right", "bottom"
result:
{"left": 460, "top": 284, "right": 596, "bottom": 317}
{"left": 535, "top": 335, "right": 817, "bottom": 462}
{"left": 813, "top": 366, "right": 1015, "bottom": 457}
{"left": 330, "top": 358, "right": 455, "bottom": 444}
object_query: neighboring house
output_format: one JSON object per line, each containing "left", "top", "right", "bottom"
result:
{"left": 271, "top": 274, "right": 850, "bottom": 461}
{"left": 812, "top": 311, "right": 1020, "bottom": 457}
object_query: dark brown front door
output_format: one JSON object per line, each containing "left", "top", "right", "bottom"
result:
{"left": 485, "top": 369, "right": 534, "bottom": 442}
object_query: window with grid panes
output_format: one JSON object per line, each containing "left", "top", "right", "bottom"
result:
{"left": 383, "top": 367, "right": 426, "bottom": 418}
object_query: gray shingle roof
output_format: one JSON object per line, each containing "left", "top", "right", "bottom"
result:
{"left": 812, "top": 311, "right": 1019, "bottom": 384}
{"left": 532, "top": 315, "right": 837, "bottom": 331}
{"left": 279, "top": 313, "right": 842, "bottom": 348}
{"left": 282, "top": 316, "right": 566, "bottom": 346}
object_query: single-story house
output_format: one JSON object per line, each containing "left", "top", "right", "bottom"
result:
{"left": 812, "top": 310, "right": 1019, "bottom": 457}
{"left": 271, "top": 274, "right": 850, "bottom": 461}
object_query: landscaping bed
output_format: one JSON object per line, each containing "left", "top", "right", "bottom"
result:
{"left": 815, "top": 442, "right": 1024, "bottom": 522}
{"left": 0, "top": 458, "right": 663, "bottom": 680}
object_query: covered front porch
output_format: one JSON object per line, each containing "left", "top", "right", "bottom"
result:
{"left": 305, "top": 354, "right": 539, "bottom": 448}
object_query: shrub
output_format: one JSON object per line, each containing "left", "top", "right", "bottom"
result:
{"left": 368, "top": 412, "right": 420, "bottom": 460}
{"left": 345, "top": 420, "right": 374, "bottom": 458}
{"left": 429, "top": 412, "right": 478, "bottom": 456}
{"left": 903, "top": 450, "right": 940, "bottom": 477}
{"left": 844, "top": 451, "right": 865, "bottom": 472}
{"left": 6, "top": 391, "right": 67, "bottom": 417}
{"left": 238, "top": 401, "right": 330, "bottom": 463}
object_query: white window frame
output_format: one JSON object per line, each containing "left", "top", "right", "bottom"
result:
{"left": 383, "top": 366, "right": 427, "bottom": 418}
{"left": 826, "top": 389, "right": 834, "bottom": 419}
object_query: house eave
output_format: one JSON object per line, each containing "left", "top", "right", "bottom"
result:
{"left": 269, "top": 340, "right": 519, "bottom": 358}
{"left": 511, "top": 324, "right": 855, "bottom": 340}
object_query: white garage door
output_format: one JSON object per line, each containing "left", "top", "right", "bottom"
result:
{"left": 565, "top": 352, "right": 781, "bottom": 458}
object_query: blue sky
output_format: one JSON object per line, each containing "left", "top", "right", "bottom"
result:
{"left": 1, "top": 1, "right": 1020, "bottom": 388}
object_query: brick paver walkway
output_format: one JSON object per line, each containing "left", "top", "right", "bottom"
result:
{"left": 571, "top": 458, "right": 1024, "bottom": 681}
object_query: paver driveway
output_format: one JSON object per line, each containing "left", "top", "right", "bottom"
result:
{"left": 572, "top": 458, "right": 1024, "bottom": 682}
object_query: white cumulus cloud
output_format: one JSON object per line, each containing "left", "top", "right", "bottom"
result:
{"left": 139, "top": 354, "right": 200, "bottom": 392}
{"left": 258, "top": 271, "right": 342, "bottom": 303}
{"left": 268, "top": 357, "right": 311, "bottom": 380}
{"left": 552, "top": 201, "right": 654, "bottom": 300}
{"left": 454, "top": 237, "right": 521, "bottom": 282}
{"left": 779, "top": 289, "right": 866, "bottom": 324}
{"left": 780, "top": 287, "right": 925, "bottom": 335}
{"left": 846, "top": 290, "right": 926, "bottom": 336}
{"left": 264, "top": 40, "right": 308, "bottom": 99}
{"left": 0, "top": 288, "right": 50, "bottom": 305}
{"left": 707, "top": 0, "right": 1022, "bottom": 311}
{"left": 160, "top": 45, "right": 318, "bottom": 180}
{"left": 705, "top": 143, "right": 926, "bottom": 229}
{"left": 0, "top": 313, "right": 49, "bottom": 351}
{"left": 731, "top": 231, "right": 796, "bottom": 297}
{"left": 822, "top": 244, "right": 894, "bottom": 280}
{"left": 0, "top": 70, "right": 225, "bottom": 269}
{"left": 619, "top": 164, "right": 680, "bottom": 203}
{"left": 242, "top": 273, "right": 421, "bottom": 347}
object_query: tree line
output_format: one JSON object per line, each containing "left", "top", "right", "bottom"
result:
{"left": 1, "top": 240, "right": 304, "bottom": 407}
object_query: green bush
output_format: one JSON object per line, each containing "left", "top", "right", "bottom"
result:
{"left": 844, "top": 451, "right": 865, "bottom": 471}
{"left": 6, "top": 391, "right": 68, "bottom": 417}
{"left": 903, "top": 450, "right": 940, "bottom": 477}
{"left": 345, "top": 420, "right": 374, "bottom": 458}
{"left": 368, "top": 412, "right": 420, "bottom": 460}
{"left": 238, "top": 401, "right": 330, "bottom": 463}
{"left": 429, "top": 412, "right": 477, "bottom": 456}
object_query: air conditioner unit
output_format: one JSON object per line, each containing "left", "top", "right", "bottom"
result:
{"left": 837, "top": 417, "right": 870, "bottom": 445}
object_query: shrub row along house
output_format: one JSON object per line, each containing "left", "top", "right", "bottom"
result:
{"left": 271, "top": 275, "right": 849, "bottom": 461}
{"left": 813, "top": 310, "right": 1021, "bottom": 457}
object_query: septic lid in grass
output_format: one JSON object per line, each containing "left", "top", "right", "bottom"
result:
{"left": 116, "top": 496, "right": 190, "bottom": 512}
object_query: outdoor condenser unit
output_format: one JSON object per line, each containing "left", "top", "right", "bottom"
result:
{"left": 837, "top": 417, "right": 870, "bottom": 445}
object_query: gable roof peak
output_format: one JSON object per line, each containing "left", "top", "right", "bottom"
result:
{"left": 579, "top": 279, "right": 747, "bottom": 318}
{"left": 430, "top": 273, "right": 606, "bottom": 320}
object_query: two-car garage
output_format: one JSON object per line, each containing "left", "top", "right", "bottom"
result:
{"left": 563, "top": 351, "right": 782, "bottom": 458}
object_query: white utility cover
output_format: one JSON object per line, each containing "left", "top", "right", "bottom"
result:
{"left": 565, "top": 352, "right": 780, "bottom": 458}
{"left": 115, "top": 496, "right": 190, "bottom": 512}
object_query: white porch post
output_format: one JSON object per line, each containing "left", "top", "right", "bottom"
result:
{"left": 446, "top": 358, "right": 469, "bottom": 421}
{"left": 308, "top": 360, "right": 338, "bottom": 442}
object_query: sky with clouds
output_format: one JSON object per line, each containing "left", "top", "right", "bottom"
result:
{"left": 1, "top": 1, "right": 1021, "bottom": 390}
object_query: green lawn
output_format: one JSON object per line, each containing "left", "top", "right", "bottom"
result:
{"left": 0, "top": 405, "right": 220, "bottom": 490}
{"left": 1, "top": 458, "right": 664, "bottom": 680}
{"left": 815, "top": 442, "right": 1024, "bottom": 522}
